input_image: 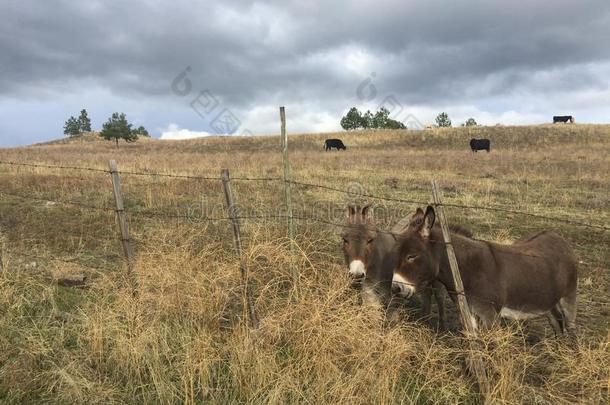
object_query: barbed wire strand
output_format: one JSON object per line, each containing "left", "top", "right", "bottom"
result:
{"left": 0, "top": 190, "right": 114, "bottom": 212}
{"left": 0, "top": 160, "right": 108, "bottom": 173}
{"left": 1, "top": 159, "right": 607, "bottom": 230}
{"left": 0, "top": 160, "right": 278, "bottom": 182}
{"left": 289, "top": 179, "right": 609, "bottom": 231}
{"left": 122, "top": 210, "right": 586, "bottom": 260}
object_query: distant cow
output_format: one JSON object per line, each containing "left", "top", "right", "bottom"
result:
{"left": 324, "top": 138, "right": 346, "bottom": 151}
{"left": 469, "top": 138, "right": 490, "bottom": 152}
{"left": 553, "top": 115, "right": 574, "bottom": 123}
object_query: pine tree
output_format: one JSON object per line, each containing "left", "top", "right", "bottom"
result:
{"left": 435, "top": 112, "right": 452, "bottom": 127}
{"left": 372, "top": 107, "right": 390, "bottom": 129}
{"left": 133, "top": 126, "right": 149, "bottom": 136}
{"left": 63, "top": 116, "right": 81, "bottom": 137}
{"left": 340, "top": 107, "right": 363, "bottom": 130}
{"left": 361, "top": 110, "right": 373, "bottom": 129}
{"left": 78, "top": 109, "right": 92, "bottom": 132}
{"left": 99, "top": 113, "right": 137, "bottom": 147}
{"left": 464, "top": 117, "right": 477, "bottom": 127}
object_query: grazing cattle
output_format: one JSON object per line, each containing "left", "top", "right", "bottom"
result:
{"left": 470, "top": 138, "right": 490, "bottom": 153}
{"left": 392, "top": 206, "right": 578, "bottom": 334}
{"left": 553, "top": 115, "right": 574, "bottom": 123}
{"left": 342, "top": 204, "right": 472, "bottom": 329}
{"left": 325, "top": 138, "right": 346, "bottom": 151}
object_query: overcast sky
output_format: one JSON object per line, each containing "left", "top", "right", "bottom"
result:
{"left": 1, "top": 0, "right": 609, "bottom": 146}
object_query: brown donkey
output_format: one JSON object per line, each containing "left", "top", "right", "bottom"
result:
{"left": 392, "top": 206, "right": 578, "bottom": 334}
{"left": 341, "top": 204, "right": 448, "bottom": 328}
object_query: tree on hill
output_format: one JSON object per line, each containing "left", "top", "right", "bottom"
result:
{"left": 78, "top": 109, "right": 92, "bottom": 132}
{"left": 370, "top": 107, "right": 405, "bottom": 129}
{"left": 99, "top": 113, "right": 137, "bottom": 147}
{"left": 385, "top": 117, "right": 406, "bottom": 129}
{"left": 63, "top": 116, "right": 81, "bottom": 137}
{"left": 372, "top": 107, "right": 390, "bottom": 129}
{"left": 340, "top": 107, "right": 363, "bottom": 130}
{"left": 463, "top": 117, "right": 477, "bottom": 127}
{"left": 361, "top": 110, "right": 373, "bottom": 129}
{"left": 132, "top": 125, "right": 149, "bottom": 136}
{"left": 341, "top": 106, "right": 405, "bottom": 130}
{"left": 435, "top": 112, "right": 451, "bottom": 127}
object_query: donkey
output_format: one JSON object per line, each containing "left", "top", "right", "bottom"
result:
{"left": 341, "top": 204, "right": 451, "bottom": 328}
{"left": 392, "top": 206, "right": 578, "bottom": 335}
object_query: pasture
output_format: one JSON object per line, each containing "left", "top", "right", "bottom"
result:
{"left": 0, "top": 124, "right": 608, "bottom": 403}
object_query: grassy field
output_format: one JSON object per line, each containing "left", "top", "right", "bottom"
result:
{"left": 0, "top": 124, "right": 608, "bottom": 403}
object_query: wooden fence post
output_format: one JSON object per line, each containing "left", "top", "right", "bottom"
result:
{"left": 108, "top": 160, "right": 136, "bottom": 291}
{"left": 280, "top": 106, "right": 299, "bottom": 297}
{"left": 221, "top": 168, "right": 259, "bottom": 328}
{"left": 431, "top": 179, "right": 490, "bottom": 401}
{"left": 0, "top": 239, "right": 4, "bottom": 274}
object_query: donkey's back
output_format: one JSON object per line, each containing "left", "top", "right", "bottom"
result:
{"left": 464, "top": 230, "right": 578, "bottom": 334}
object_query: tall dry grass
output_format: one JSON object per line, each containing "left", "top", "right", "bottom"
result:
{"left": 0, "top": 125, "right": 609, "bottom": 403}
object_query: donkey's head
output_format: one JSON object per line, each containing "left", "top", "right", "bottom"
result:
{"left": 342, "top": 204, "right": 378, "bottom": 279}
{"left": 392, "top": 206, "right": 438, "bottom": 298}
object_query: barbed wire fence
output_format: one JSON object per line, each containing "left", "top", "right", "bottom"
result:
{"left": 2, "top": 153, "right": 608, "bottom": 401}
{"left": 1, "top": 157, "right": 607, "bottom": 296}
{"left": 2, "top": 116, "right": 609, "bottom": 404}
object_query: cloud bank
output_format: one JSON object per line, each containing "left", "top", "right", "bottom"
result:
{"left": 1, "top": 1, "right": 609, "bottom": 146}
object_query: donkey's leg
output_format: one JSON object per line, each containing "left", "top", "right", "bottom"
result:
{"left": 546, "top": 308, "right": 563, "bottom": 336}
{"left": 433, "top": 281, "right": 447, "bottom": 331}
{"left": 558, "top": 289, "right": 577, "bottom": 334}
{"left": 471, "top": 303, "right": 497, "bottom": 330}
{"left": 419, "top": 286, "right": 432, "bottom": 323}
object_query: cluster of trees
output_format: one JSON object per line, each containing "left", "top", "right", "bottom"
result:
{"left": 340, "top": 107, "right": 406, "bottom": 130}
{"left": 63, "top": 109, "right": 92, "bottom": 136}
{"left": 341, "top": 108, "right": 478, "bottom": 130}
{"left": 434, "top": 112, "right": 478, "bottom": 128}
{"left": 63, "top": 109, "right": 149, "bottom": 147}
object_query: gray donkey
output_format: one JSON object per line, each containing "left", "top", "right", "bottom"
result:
{"left": 392, "top": 206, "right": 578, "bottom": 334}
{"left": 342, "top": 204, "right": 467, "bottom": 328}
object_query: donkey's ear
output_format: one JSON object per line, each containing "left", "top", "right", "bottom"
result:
{"left": 410, "top": 207, "right": 425, "bottom": 227}
{"left": 361, "top": 204, "right": 373, "bottom": 222}
{"left": 346, "top": 204, "right": 357, "bottom": 223}
{"left": 420, "top": 205, "right": 436, "bottom": 238}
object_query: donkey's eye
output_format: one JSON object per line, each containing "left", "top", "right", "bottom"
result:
{"left": 367, "top": 238, "right": 374, "bottom": 244}
{"left": 406, "top": 254, "right": 418, "bottom": 263}
{"left": 342, "top": 238, "right": 349, "bottom": 245}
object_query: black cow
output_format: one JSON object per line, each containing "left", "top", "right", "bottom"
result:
{"left": 324, "top": 138, "right": 346, "bottom": 151}
{"left": 470, "top": 138, "right": 490, "bottom": 153}
{"left": 553, "top": 115, "right": 574, "bottom": 123}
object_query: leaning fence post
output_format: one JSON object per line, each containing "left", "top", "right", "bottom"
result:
{"left": 0, "top": 238, "right": 4, "bottom": 274}
{"left": 431, "top": 179, "right": 490, "bottom": 401}
{"left": 221, "top": 168, "right": 259, "bottom": 328}
{"left": 280, "top": 106, "right": 299, "bottom": 298}
{"left": 108, "top": 160, "right": 136, "bottom": 291}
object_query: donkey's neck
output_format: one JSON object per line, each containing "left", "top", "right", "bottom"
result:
{"left": 432, "top": 229, "right": 492, "bottom": 293}
{"left": 366, "top": 231, "right": 395, "bottom": 282}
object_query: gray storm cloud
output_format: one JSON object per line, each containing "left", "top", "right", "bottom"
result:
{"left": 1, "top": 0, "right": 609, "bottom": 145}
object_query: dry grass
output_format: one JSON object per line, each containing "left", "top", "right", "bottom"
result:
{"left": 0, "top": 125, "right": 609, "bottom": 403}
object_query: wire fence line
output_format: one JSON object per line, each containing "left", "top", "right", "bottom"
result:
{"left": 0, "top": 160, "right": 278, "bottom": 182}
{"left": 0, "top": 188, "right": 599, "bottom": 262}
{"left": 288, "top": 179, "right": 610, "bottom": 231}
{"left": 0, "top": 190, "right": 115, "bottom": 212}
{"left": 1, "top": 171, "right": 608, "bottom": 311}
{"left": 1, "top": 159, "right": 608, "bottom": 232}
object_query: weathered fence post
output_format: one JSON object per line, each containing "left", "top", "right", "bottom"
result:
{"left": 0, "top": 238, "right": 4, "bottom": 274}
{"left": 431, "top": 179, "right": 490, "bottom": 402}
{"left": 280, "top": 106, "right": 299, "bottom": 297}
{"left": 221, "top": 168, "right": 259, "bottom": 328}
{"left": 108, "top": 160, "right": 137, "bottom": 292}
